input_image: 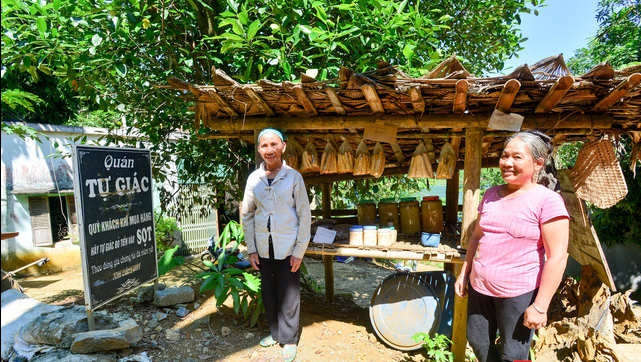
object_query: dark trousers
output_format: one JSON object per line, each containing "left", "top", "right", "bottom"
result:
{"left": 259, "top": 241, "right": 301, "bottom": 345}
{"left": 467, "top": 286, "right": 537, "bottom": 362}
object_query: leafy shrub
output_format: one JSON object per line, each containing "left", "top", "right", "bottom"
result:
{"left": 154, "top": 211, "right": 181, "bottom": 252}
{"left": 411, "top": 333, "right": 454, "bottom": 362}
{"left": 157, "top": 245, "right": 185, "bottom": 277}
{"left": 195, "top": 221, "right": 263, "bottom": 326}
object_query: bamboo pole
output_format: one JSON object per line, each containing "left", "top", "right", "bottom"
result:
{"left": 200, "top": 113, "right": 614, "bottom": 132}
{"left": 451, "top": 128, "right": 483, "bottom": 362}
{"left": 321, "top": 183, "right": 335, "bottom": 303}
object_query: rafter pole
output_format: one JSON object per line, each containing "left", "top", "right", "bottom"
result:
{"left": 292, "top": 86, "right": 318, "bottom": 116}
{"left": 204, "top": 90, "right": 239, "bottom": 117}
{"left": 495, "top": 79, "right": 521, "bottom": 113}
{"left": 360, "top": 83, "right": 385, "bottom": 114}
{"left": 535, "top": 76, "right": 574, "bottom": 113}
{"left": 453, "top": 79, "right": 468, "bottom": 113}
{"left": 593, "top": 73, "right": 641, "bottom": 112}
{"left": 244, "top": 87, "right": 276, "bottom": 116}
{"left": 409, "top": 86, "right": 425, "bottom": 114}
{"left": 324, "top": 87, "right": 347, "bottom": 115}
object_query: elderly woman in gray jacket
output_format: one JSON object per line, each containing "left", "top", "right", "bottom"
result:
{"left": 241, "top": 128, "right": 311, "bottom": 362}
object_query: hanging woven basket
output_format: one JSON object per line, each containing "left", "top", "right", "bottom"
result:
{"left": 570, "top": 138, "right": 628, "bottom": 209}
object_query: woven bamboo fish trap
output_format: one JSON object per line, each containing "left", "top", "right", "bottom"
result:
{"left": 570, "top": 138, "right": 628, "bottom": 208}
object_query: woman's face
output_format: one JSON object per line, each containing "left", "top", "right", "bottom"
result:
{"left": 499, "top": 137, "right": 544, "bottom": 186}
{"left": 258, "top": 133, "right": 286, "bottom": 167}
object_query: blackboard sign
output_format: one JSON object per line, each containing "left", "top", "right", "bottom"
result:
{"left": 73, "top": 145, "right": 158, "bottom": 309}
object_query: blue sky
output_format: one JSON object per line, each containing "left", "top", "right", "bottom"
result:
{"left": 492, "top": 0, "right": 600, "bottom": 75}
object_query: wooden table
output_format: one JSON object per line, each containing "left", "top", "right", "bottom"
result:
{"left": 305, "top": 234, "right": 465, "bottom": 303}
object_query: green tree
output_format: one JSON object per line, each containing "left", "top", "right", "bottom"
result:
{"left": 2, "top": 0, "right": 545, "bottom": 214}
{"left": 567, "top": 0, "right": 640, "bottom": 74}
{"left": 565, "top": 0, "right": 640, "bottom": 246}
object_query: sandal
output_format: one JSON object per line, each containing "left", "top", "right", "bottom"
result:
{"left": 282, "top": 344, "right": 297, "bottom": 362}
{"left": 260, "top": 335, "right": 278, "bottom": 347}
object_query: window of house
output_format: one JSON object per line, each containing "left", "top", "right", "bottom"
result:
{"left": 28, "top": 195, "right": 77, "bottom": 246}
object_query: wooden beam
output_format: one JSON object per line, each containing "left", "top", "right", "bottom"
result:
{"left": 409, "top": 86, "right": 425, "bottom": 114}
{"left": 324, "top": 87, "right": 347, "bottom": 115}
{"left": 535, "top": 76, "right": 574, "bottom": 113}
{"left": 292, "top": 86, "right": 318, "bottom": 116}
{"left": 202, "top": 112, "right": 614, "bottom": 132}
{"left": 204, "top": 90, "right": 239, "bottom": 117}
{"left": 198, "top": 128, "right": 603, "bottom": 141}
{"left": 593, "top": 73, "right": 641, "bottom": 112}
{"left": 244, "top": 87, "right": 276, "bottom": 116}
{"left": 390, "top": 142, "right": 405, "bottom": 164}
{"left": 321, "top": 183, "right": 335, "bottom": 303}
{"left": 450, "top": 263, "right": 468, "bottom": 362}
{"left": 452, "top": 128, "right": 483, "bottom": 362}
{"left": 495, "top": 79, "right": 521, "bottom": 113}
{"left": 360, "top": 83, "right": 385, "bottom": 114}
{"left": 453, "top": 79, "right": 468, "bottom": 113}
{"left": 461, "top": 128, "right": 483, "bottom": 250}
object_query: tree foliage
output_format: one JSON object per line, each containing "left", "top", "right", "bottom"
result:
{"left": 2, "top": 0, "right": 544, "bottom": 214}
{"left": 567, "top": 0, "right": 640, "bottom": 74}
{"left": 564, "top": 0, "right": 640, "bottom": 246}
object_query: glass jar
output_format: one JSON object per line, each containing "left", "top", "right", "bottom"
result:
{"left": 357, "top": 200, "right": 377, "bottom": 226}
{"left": 377, "top": 228, "right": 392, "bottom": 247}
{"left": 363, "top": 225, "right": 378, "bottom": 246}
{"left": 378, "top": 198, "right": 400, "bottom": 229}
{"left": 421, "top": 196, "right": 444, "bottom": 233}
{"left": 399, "top": 197, "right": 421, "bottom": 234}
{"left": 390, "top": 227, "right": 397, "bottom": 244}
{"left": 349, "top": 227, "right": 363, "bottom": 246}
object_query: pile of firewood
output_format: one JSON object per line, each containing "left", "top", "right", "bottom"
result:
{"left": 533, "top": 266, "right": 640, "bottom": 362}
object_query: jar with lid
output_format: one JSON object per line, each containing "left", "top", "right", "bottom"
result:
{"left": 357, "top": 200, "right": 377, "bottom": 226}
{"left": 378, "top": 198, "right": 400, "bottom": 229}
{"left": 399, "top": 197, "right": 421, "bottom": 234}
{"left": 389, "top": 227, "right": 397, "bottom": 244}
{"left": 349, "top": 227, "right": 363, "bottom": 246}
{"left": 377, "top": 228, "right": 393, "bottom": 247}
{"left": 363, "top": 225, "right": 378, "bottom": 246}
{"left": 421, "top": 196, "right": 444, "bottom": 233}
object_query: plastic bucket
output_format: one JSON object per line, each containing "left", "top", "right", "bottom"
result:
{"left": 421, "top": 232, "right": 441, "bottom": 247}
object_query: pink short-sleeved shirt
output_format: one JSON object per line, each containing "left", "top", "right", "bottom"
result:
{"left": 470, "top": 184, "right": 569, "bottom": 298}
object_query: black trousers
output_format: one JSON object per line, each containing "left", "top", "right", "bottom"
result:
{"left": 467, "top": 285, "right": 537, "bottom": 362}
{"left": 258, "top": 239, "right": 301, "bottom": 345}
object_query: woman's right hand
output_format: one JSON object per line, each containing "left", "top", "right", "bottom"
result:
{"left": 249, "top": 253, "right": 260, "bottom": 271}
{"left": 454, "top": 273, "right": 468, "bottom": 298}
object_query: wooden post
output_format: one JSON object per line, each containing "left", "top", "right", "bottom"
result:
{"left": 321, "top": 183, "right": 335, "bottom": 303}
{"left": 451, "top": 128, "right": 483, "bottom": 362}
{"left": 460, "top": 128, "right": 483, "bottom": 249}
{"left": 445, "top": 170, "right": 460, "bottom": 227}
{"left": 254, "top": 130, "right": 262, "bottom": 169}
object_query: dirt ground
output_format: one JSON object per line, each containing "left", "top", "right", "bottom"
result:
{"left": 14, "top": 256, "right": 444, "bottom": 362}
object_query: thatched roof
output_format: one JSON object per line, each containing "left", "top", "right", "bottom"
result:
{"left": 163, "top": 55, "right": 640, "bottom": 179}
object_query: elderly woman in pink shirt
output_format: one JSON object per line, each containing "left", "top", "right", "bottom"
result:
{"left": 454, "top": 129, "right": 570, "bottom": 362}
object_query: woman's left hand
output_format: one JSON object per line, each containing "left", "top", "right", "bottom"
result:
{"left": 523, "top": 305, "right": 547, "bottom": 330}
{"left": 290, "top": 256, "right": 302, "bottom": 273}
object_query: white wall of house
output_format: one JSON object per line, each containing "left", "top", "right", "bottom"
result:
{"left": 1, "top": 122, "right": 173, "bottom": 273}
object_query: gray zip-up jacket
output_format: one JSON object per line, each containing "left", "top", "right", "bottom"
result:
{"left": 241, "top": 161, "right": 311, "bottom": 260}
